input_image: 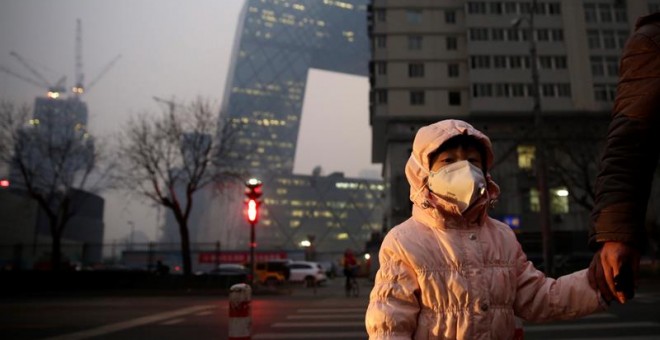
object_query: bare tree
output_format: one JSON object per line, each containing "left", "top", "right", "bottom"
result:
{"left": 0, "top": 99, "right": 107, "bottom": 271}
{"left": 117, "top": 98, "right": 240, "bottom": 276}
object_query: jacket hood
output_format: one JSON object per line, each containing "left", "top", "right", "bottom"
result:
{"left": 406, "top": 119, "right": 500, "bottom": 220}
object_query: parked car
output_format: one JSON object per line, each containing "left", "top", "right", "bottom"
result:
{"left": 246, "top": 259, "right": 292, "bottom": 287}
{"left": 288, "top": 261, "right": 327, "bottom": 286}
{"left": 196, "top": 263, "right": 248, "bottom": 288}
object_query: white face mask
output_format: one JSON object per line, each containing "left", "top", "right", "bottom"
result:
{"left": 427, "top": 160, "right": 487, "bottom": 212}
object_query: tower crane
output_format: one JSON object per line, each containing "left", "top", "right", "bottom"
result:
{"left": 0, "top": 19, "right": 120, "bottom": 99}
{"left": 0, "top": 51, "right": 67, "bottom": 99}
{"left": 71, "top": 18, "right": 122, "bottom": 97}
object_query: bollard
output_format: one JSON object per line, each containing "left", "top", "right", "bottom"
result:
{"left": 229, "top": 283, "right": 252, "bottom": 340}
{"left": 513, "top": 317, "right": 524, "bottom": 340}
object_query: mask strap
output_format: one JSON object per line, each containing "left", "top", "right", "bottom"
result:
{"left": 408, "top": 155, "right": 429, "bottom": 203}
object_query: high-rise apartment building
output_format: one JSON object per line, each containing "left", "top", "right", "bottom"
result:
{"left": 369, "top": 0, "right": 657, "bottom": 254}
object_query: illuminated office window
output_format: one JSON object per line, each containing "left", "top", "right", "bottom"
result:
{"left": 529, "top": 188, "right": 540, "bottom": 212}
{"left": 552, "top": 187, "right": 570, "bottom": 214}
{"left": 517, "top": 145, "right": 535, "bottom": 170}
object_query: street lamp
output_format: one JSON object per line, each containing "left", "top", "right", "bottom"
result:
{"left": 512, "top": 0, "right": 554, "bottom": 276}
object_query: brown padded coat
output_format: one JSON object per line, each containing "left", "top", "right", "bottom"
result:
{"left": 590, "top": 13, "right": 660, "bottom": 249}
{"left": 365, "top": 120, "right": 604, "bottom": 340}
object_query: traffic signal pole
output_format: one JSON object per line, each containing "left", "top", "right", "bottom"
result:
{"left": 244, "top": 178, "right": 262, "bottom": 287}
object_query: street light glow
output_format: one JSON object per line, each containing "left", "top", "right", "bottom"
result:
{"left": 300, "top": 240, "right": 311, "bottom": 247}
{"left": 556, "top": 189, "right": 569, "bottom": 197}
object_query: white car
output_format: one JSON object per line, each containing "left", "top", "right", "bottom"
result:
{"left": 288, "top": 261, "right": 327, "bottom": 286}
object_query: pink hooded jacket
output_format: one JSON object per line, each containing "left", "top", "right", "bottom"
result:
{"left": 365, "top": 120, "right": 604, "bottom": 340}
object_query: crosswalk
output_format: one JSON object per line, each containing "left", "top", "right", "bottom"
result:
{"left": 251, "top": 297, "right": 660, "bottom": 340}
{"left": 253, "top": 298, "right": 368, "bottom": 339}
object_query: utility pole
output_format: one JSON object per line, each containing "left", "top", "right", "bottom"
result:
{"left": 513, "top": 0, "right": 554, "bottom": 275}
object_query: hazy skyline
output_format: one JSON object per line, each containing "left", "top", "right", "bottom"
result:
{"left": 0, "top": 0, "right": 380, "bottom": 243}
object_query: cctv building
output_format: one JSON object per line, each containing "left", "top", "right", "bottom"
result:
{"left": 160, "top": 0, "right": 385, "bottom": 254}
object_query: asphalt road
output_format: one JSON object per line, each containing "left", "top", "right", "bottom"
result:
{"left": 2, "top": 277, "right": 660, "bottom": 339}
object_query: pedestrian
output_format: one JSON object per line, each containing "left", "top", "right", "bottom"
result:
{"left": 589, "top": 11, "right": 660, "bottom": 305}
{"left": 365, "top": 119, "right": 607, "bottom": 339}
{"left": 342, "top": 248, "right": 358, "bottom": 292}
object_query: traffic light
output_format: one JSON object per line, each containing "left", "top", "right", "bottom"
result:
{"left": 244, "top": 178, "right": 262, "bottom": 224}
{"left": 0, "top": 179, "right": 9, "bottom": 188}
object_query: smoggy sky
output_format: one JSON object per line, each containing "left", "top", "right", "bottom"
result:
{"left": 0, "top": 0, "right": 380, "bottom": 243}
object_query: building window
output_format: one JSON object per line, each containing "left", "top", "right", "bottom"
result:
{"left": 603, "top": 30, "right": 616, "bottom": 49}
{"left": 469, "top": 28, "right": 489, "bottom": 41}
{"left": 446, "top": 36, "right": 458, "bottom": 50}
{"left": 548, "top": 2, "right": 561, "bottom": 15}
{"left": 407, "top": 9, "right": 423, "bottom": 24}
{"left": 492, "top": 28, "right": 505, "bottom": 41}
{"left": 617, "top": 30, "right": 629, "bottom": 49}
{"left": 606, "top": 56, "right": 618, "bottom": 76}
{"left": 467, "top": 2, "right": 487, "bottom": 14}
{"left": 510, "top": 56, "right": 522, "bottom": 69}
{"left": 471, "top": 55, "right": 491, "bottom": 69}
{"left": 529, "top": 189, "right": 540, "bottom": 212}
{"left": 449, "top": 91, "right": 461, "bottom": 106}
{"left": 614, "top": 6, "right": 627, "bottom": 23}
{"left": 551, "top": 187, "right": 570, "bottom": 214}
{"left": 448, "top": 63, "right": 459, "bottom": 77}
{"left": 504, "top": 2, "right": 517, "bottom": 14}
{"left": 535, "top": 2, "right": 547, "bottom": 15}
{"left": 587, "top": 30, "right": 600, "bottom": 49}
{"left": 554, "top": 56, "right": 567, "bottom": 69}
{"left": 539, "top": 56, "right": 553, "bottom": 69}
{"left": 445, "top": 10, "right": 456, "bottom": 23}
{"left": 408, "top": 63, "right": 424, "bottom": 78}
{"left": 495, "top": 83, "right": 510, "bottom": 97}
{"left": 376, "top": 9, "right": 386, "bottom": 22}
{"left": 542, "top": 83, "right": 556, "bottom": 97}
{"left": 558, "top": 83, "right": 571, "bottom": 97}
{"left": 494, "top": 55, "right": 507, "bottom": 68}
{"left": 375, "top": 35, "right": 387, "bottom": 48}
{"left": 584, "top": 3, "right": 597, "bottom": 22}
{"left": 599, "top": 3, "right": 613, "bottom": 23}
{"left": 507, "top": 28, "right": 520, "bottom": 41}
{"left": 376, "top": 89, "right": 388, "bottom": 104}
{"left": 536, "top": 29, "right": 549, "bottom": 41}
{"left": 517, "top": 145, "right": 535, "bottom": 170}
{"left": 520, "top": 2, "right": 532, "bottom": 14}
{"left": 408, "top": 35, "right": 423, "bottom": 50}
{"left": 551, "top": 29, "right": 564, "bottom": 41}
{"left": 594, "top": 83, "right": 617, "bottom": 102}
{"left": 410, "top": 91, "right": 425, "bottom": 105}
{"left": 512, "top": 83, "right": 525, "bottom": 97}
{"left": 473, "top": 83, "right": 492, "bottom": 97}
{"left": 490, "top": 2, "right": 502, "bottom": 14}
{"left": 376, "top": 61, "right": 387, "bottom": 75}
{"left": 591, "top": 56, "right": 604, "bottom": 76}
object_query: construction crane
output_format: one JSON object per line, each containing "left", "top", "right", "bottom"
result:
{"left": 0, "top": 19, "right": 120, "bottom": 99}
{"left": 0, "top": 51, "right": 67, "bottom": 99}
{"left": 71, "top": 18, "right": 122, "bottom": 97}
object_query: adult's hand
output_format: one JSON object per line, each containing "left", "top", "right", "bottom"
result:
{"left": 600, "top": 241, "right": 641, "bottom": 304}
{"left": 588, "top": 250, "right": 615, "bottom": 304}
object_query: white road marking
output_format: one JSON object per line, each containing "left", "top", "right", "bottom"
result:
{"left": 524, "top": 321, "right": 660, "bottom": 332}
{"left": 273, "top": 321, "right": 365, "bottom": 327}
{"left": 253, "top": 331, "right": 366, "bottom": 339}
{"left": 160, "top": 318, "right": 184, "bottom": 326}
{"left": 287, "top": 313, "right": 364, "bottom": 320}
{"left": 297, "top": 308, "right": 365, "bottom": 313}
{"left": 41, "top": 305, "right": 215, "bottom": 340}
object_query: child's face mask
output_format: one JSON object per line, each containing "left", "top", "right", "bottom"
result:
{"left": 427, "top": 160, "right": 487, "bottom": 212}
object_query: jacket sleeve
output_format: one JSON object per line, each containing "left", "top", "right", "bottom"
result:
{"left": 589, "top": 19, "right": 660, "bottom": 250}
{"left": 513, "top": 242, "right": 605, "bottom": 322}
{"left": 366, "top": 232, "right": 420, "bottom": 340}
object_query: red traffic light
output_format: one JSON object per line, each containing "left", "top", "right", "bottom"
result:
{"left": 0, "top": 179, "right": 9, "bottom": 188}
{"left": 247, "top": 199, "right": 259, "bottom": 223}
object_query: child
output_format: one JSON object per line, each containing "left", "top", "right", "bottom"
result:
{"left": 365, "top": 119, "right": 606, "bottom": 339}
